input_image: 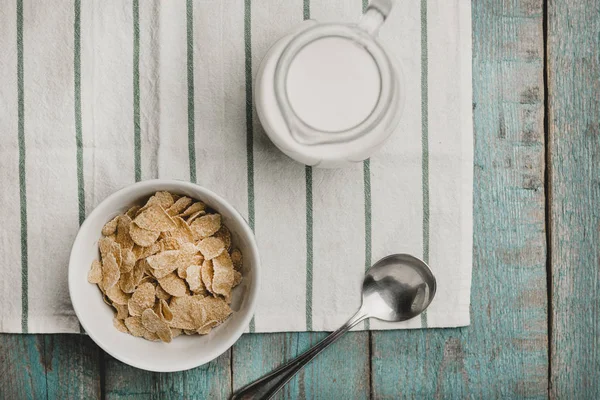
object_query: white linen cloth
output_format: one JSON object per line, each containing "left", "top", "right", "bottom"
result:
{"left": 0, "top": 0, "right": 472, "bottom": 333}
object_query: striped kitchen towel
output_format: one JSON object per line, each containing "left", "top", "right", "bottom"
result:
{"left": 0, "top": 0, "right": 472, "bottom": 333}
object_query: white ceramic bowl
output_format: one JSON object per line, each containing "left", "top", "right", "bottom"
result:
{"left": 69, "top": 180, "right": 260, "bottom": 372}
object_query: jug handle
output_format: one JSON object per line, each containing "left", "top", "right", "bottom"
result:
{"left": 358, "top": 0, "right": 393, "bottom": 36}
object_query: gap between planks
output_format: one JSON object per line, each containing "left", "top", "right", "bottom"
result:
{"left": 542, "top": 0, "right": 553, "bottom": 396}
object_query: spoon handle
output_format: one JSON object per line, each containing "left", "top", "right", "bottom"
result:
{"left": 231, "top": 310, "right": 368, "bottom": 400}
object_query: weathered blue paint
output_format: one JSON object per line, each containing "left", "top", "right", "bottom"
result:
{"left": 45, "top": 335, "right": 101, "bottom": 399}
{"left": 232, "top": 332, "right": 370, "bottom": 399}
{"left": 103, "top": 349, "right": 231, "bottom": 399}
{"left": 548, "top": 0, "right": 600, "bottom": 398}
{"left": 0, "top": 335, "right": 47, "bottom": 400}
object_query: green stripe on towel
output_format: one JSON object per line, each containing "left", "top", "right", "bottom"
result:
{"left": 244, "top": 0, "right": 256, "bottom": 333}
{"left": 74, "top": 0, "right": 86, "bottom": 334}
{"left": 420, "top": 0, "right": 430, "bottom": 329}
{"left": 363, "top": 159, "right": 372, "bottom": 330}
{"left": 17, "top": 0, "right": 28, "bottom": 333}
{"left": 186, "top": 0, "right": 196, "bottom": 183}
{"left": 133, "top": 0, "right": 141, "bottom": 182}
{"left": 305, "top": 165, "right": 313, "bottom": 331}
{"left": 74, "top": 0, "right": 85, "bottom": 226}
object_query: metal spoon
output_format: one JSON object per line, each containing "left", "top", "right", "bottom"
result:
{"left": 231, "top": 254, "right": 437, "bottom": 400}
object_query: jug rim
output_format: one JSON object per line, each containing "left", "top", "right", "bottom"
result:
{"left": 273, "top": 22, "right": 397, "bottom": 146}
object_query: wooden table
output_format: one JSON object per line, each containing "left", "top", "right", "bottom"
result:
{"left": 1, "top": 0, "right": 598, "bottom": 398}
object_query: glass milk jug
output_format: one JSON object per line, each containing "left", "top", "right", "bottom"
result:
{"left": 255, "top": 0, "right": 403, "bottom": 168}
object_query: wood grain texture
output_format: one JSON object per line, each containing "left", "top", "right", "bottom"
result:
{"left": 0, "top": 334, "right": 101, "bottom": 399}
{"left": 232, "top": 332, "right": 370, "bottom": 399}
{"left": 0, "top": 334, "right": 47, "bottom": 399}
{"left": 104, "top": 349, "right": 231, "bottom": 399}
{"left": 548, "top": 1, "right": 600, "bottom": 398}
{"left": 44, "top": 335, "right": 102, "bottom": 399}
{"left": 371, "top": 0, "right": 549, "bottom": 397}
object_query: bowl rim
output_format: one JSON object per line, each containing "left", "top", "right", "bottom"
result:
{"left": 68, "top": 179, "right": 260, "bottom": 372}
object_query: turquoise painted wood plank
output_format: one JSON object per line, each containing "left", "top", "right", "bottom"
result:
{"left": 0, "top": 334, "right": 47, "bottom": 399}
{"left": 104, "top": 349, "right": 231, "bottom": 399}
{"left": 103, "top": 352, "right": 153, "bottom": 400}
{"left": 372, "top": 0, "right": 549, "bottom": 397}
{"left": 232, "top": 332, "right": 370, "bottom": 399}
{"left": 0, "top": 334, "right": 101, "bottom": 399}
{"left": 372, "top": 329, "right": 470, "bottom": 397}
{"left": 44, "top": 334, "right": 102, "bottom": 399}
{"left": 548, "top": 0, "right": 600, "bottom": 398}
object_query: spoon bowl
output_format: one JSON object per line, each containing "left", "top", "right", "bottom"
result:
{"left": 361, "top": 254, "right": 436, "bottom": 322}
